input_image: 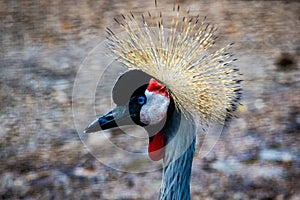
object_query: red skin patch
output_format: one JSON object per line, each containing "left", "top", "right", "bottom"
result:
{"left": 147, "top": 78, "right": 169, "bottom": 98}
{"left": 148, "top": 132, "right": 165, "bottom": 161}
{"left": 146, "top": 78, "right": 168, "bottom": 161}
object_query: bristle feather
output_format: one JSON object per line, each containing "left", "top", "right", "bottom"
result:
{"left": 114, "top": 17, "right": 120, "bottom": 24}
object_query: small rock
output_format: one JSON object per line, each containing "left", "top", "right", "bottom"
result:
{"left": 51, "top": 170, "right": 70, "bottom": 187}
{"left": 73, "top": 167, "right": 100, "bottom": 179}
{"left": 259, "top": 149, "right": 297, "bottom": 162}
{"left": 254, "top": 98, "right": 265, "bottom": 110}
{"left": 211, "top": 159, "right": 239, "bottom": 174}
{"left": 275, "top": 53, "right": 297, "bottom": 71}
{"left": 53, "top": 90, "right": 69, "bottom": 104}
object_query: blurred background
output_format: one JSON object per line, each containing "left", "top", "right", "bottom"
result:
{"left": 0, "top": 0, "right": 299, "bottom": 199}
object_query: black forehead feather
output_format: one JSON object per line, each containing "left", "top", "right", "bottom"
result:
{"left": 112, "top": 70, "right": 152, "bottom": 105}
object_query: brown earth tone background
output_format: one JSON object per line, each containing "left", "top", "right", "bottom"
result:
{"left": 0, "top": 0, "right": 299, "bottom": 199}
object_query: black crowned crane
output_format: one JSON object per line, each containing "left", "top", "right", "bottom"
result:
{"left": 84, "top": 4, "right": 241, "bottom": 200}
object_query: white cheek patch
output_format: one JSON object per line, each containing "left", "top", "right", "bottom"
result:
{"left": 140, "top": 90, "right": 170, "bottom": 125}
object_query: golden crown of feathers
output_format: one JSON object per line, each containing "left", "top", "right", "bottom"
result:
{"left": 106, "top": 3, "right": 242, "bottom": 125}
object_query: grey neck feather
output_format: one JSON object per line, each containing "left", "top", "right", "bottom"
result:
{"left": 159, "top": 109, "right": 196, "bottom": 200}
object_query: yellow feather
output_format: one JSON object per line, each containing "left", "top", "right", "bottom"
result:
{"left": 107, "top": 7, "right": 242, "bottom": 125}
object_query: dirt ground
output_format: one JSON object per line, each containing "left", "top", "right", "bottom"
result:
{"left": 0, "top": 0, "right": 299, "bottom": 199}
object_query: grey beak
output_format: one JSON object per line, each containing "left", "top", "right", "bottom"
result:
{"left": 84, "top": 118, "right": 102, "bottom": 133}
{"left": 84, "top": 106, "right": 133, "bottom": 133}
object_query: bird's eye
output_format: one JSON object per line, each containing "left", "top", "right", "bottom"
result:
{"left": 137, "top": 96, "right": 146, "bottom": 105}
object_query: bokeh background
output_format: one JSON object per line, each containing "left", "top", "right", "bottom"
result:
{"left": 0, "top": 0, "right": 299, "bottom": 199}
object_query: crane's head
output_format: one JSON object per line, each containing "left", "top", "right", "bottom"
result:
{"left": 84, "top": 7, "right": 243, "bottom": 163}
{"left": 84, "top": 70, "right": 173, "bottom": 161}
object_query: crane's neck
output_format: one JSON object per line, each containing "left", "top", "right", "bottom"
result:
{"left": 159, "top": 108, "right": 196, "bottom": 200}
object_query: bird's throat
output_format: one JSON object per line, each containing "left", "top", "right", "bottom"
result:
{"left": 148, "top": 131, "right": 165, "bottom": 161}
